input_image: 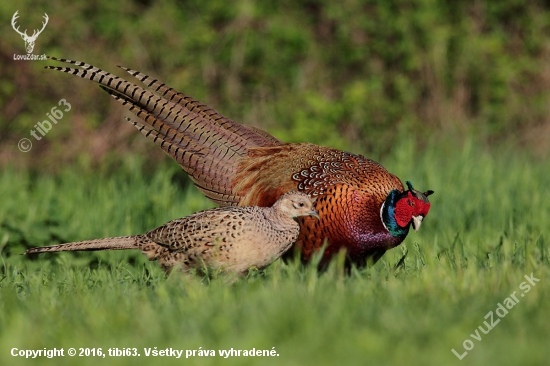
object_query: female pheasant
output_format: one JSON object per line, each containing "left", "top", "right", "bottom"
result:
{"left": 25, "top": 192, "right": 318, "bottom": 275}
{"left": 45, "top": 57, "right": 433, "bottom": 267}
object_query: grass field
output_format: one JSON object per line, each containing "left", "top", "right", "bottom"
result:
{"left": 1, "top": 139, "right": 549, "bottom": 366}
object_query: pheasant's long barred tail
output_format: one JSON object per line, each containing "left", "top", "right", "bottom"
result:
{"left": 24, "top": 236, "right": 140, "bottom": 254}
{"left": 117, "top": 65, "right": 283, "bottom": 147}
{"left": 45, "top": 56, "right": 279, "bottom": 205}
{"left": 125, "top": 117, "right": 204, "bottom": 174}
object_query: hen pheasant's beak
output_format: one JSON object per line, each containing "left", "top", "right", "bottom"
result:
{"left": 309, "top": 209, "right": 320, "bottom": 220}
{"left": 412, "top": 215, "right": 423, "bottom": 232}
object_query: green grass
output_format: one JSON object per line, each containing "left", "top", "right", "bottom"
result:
{"left": 1, "top": 140, "right": 549, "bottom": 366}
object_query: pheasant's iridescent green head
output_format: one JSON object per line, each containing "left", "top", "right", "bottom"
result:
{"left": 381, "top": 181, "right": 434, "bottom": 237}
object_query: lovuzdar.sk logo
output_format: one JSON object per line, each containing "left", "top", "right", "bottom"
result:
{"left": 12, "top": 10, "right": 48, "bottom": 61}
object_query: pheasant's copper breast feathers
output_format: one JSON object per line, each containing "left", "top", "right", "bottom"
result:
{"left": 46, "top": 57, "right": 432, "bottom": 267}
{"left": 293, "top": 182, "right": 404, "bottom": 265}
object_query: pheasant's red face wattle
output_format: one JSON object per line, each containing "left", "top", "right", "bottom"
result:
{"left": 394, "top": 189, "right": 433, "bottom": 230}
{"left": 394, "top": 193, "right": 414, "bottom": 227}
{"left": 393, "top": 193, "right": 430, "bottom": 226}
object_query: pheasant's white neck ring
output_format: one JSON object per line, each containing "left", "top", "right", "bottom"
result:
{"left": 380, "top": 201, "right": 389, "bottom": 233}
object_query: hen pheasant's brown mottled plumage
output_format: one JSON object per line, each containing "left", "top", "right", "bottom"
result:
{"left": 45, "top": 57, "right": 433, "bottom": 267}
{"left": 25, "top": 192, "right": 318, "bottom": 275}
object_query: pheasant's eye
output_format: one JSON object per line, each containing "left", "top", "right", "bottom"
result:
{"left": 408, "top": 199, "right": 415, "bottom": 207}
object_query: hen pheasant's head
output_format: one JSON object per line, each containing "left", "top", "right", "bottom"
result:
{"left": 275, "top": 191, "right": 320, "bottom": 221}
{"left": 381, "top": 181, "right": 434, "bottom": 237}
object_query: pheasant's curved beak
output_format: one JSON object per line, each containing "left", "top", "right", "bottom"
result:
{"left": 412, "top": 215, "right": 424, "bottom": 232}
{"left": 309, "top": 209, "right": 320, "bottom": 220}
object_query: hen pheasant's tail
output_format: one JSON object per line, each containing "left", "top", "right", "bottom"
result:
{"left": 45, "top": 56, "right": 282, "bottom": 205}
{"left": 24, "top": 236, "right": 140, "bottom": 255}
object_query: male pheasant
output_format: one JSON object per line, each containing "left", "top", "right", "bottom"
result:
{"left": 25, "top": 192, "right": 318, "bottom": 275}
{"left": 45, "top": 57, "right": 433, "bottom": 267}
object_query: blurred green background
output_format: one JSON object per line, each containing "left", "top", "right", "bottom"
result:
{"left": 1, "top": 1, "right": 550, "bottom": 366}
{"left": 2, "top": 0, "right": 550, "bottom": 168}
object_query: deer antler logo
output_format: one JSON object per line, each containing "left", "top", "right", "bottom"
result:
{"left": 11, "top": 11, "right": 49, "bottom": 54}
